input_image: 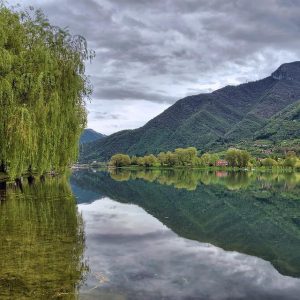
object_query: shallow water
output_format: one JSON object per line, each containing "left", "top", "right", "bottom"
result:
{"left": 0, "top": 169, "right": 300, "bottom": 299}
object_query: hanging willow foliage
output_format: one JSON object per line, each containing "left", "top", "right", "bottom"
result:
{"left": 0, "top": 4, "right": 94, "bottom": 178}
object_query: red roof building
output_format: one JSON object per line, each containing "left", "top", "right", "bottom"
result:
{"left": 215, "top": 159, "right": 229, "bottom": 167}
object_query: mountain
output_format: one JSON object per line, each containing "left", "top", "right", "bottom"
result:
{"left": 255, "top": 100, "right": 300, "bottom": 141}
{"left": 80, "top": 62, "right": 300, "bottom": 162}
{"left": 79, "top": 129, "right": 105, "bottom": 144}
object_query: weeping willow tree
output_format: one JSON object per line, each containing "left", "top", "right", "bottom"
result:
{"left": 0, "top": 3, "right": 93, "bottom": 178}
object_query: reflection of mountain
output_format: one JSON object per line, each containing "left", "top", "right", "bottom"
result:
{"left": 71, "top": 182, "right": 102, "bottom": 204}
{"left": 0, "top": 178, "right": 86, "bottom": 299}
{"left": 71, "top": 171, "right": 104, "bottom": 204}
{"left": 71, "top": 170, "right": 300, "bottom": 277}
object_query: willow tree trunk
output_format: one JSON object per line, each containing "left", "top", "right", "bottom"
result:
{"left": 0, "top": 181, "right": 6, "bottom": 191}
{"left": 0, "top": 161, "right": 6, "bottom": 173}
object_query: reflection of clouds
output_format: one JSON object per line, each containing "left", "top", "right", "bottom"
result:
{"left": 79, "top": 198, "right": 300, "bottom": 300}
{"left": 80, "top": 199, "right": 167, "bottom": 235}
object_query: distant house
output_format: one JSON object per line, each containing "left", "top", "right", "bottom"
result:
{"left": 216, "top": 159, "right": 228, "bottom": 167}
{"left": 261, "top": 149, "right": 273, "bottom": 155}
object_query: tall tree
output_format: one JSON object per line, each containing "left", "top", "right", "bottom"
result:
{"left": 0, "top": 4, "right": 93, "bottom": 177}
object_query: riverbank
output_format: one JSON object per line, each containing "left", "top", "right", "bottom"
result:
{"left": 0, "top": 171, "right": 63, "bottom": 186}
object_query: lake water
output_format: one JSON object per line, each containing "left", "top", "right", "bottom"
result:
{"left": 0, "top": 169, "right": 300, "bottom": 299}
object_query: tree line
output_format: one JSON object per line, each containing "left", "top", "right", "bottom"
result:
{"left": 0, "top": 4, "right": 93, "bottom": 178}
{"left": 109, "top": 147, "right": 300, "bottom": 169}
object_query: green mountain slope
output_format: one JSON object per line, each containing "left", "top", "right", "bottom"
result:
{"left": 81, "top": 62, "right": 300, "bottom": 162}
{"left": 79, "top": 129, "right": 105, "bottom": 144}
{"left": 255, "top": 100, "right": 300, "bottom": 141}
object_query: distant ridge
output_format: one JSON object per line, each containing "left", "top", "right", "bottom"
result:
{"left": 80, "top": 62, "right": 300, "bottom": 162}
{"left": 80, "top": 129, "right": 105, "bottom": 144}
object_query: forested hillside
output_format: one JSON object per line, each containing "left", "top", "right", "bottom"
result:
{"left": 81, "top": 62, "right": 300, "bottom": 162}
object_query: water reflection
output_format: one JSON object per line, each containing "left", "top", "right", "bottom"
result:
{"left": 71, "top": 169, "right": 300, "bottom": 281}
{"left": 0, "top": 177, "right": 86, "bottom": 299}
{"left": 77, "top": 196, "right": 300, "bottom": 300}
{"left": 109, "top": 168, "right": 300, "bottom": 191}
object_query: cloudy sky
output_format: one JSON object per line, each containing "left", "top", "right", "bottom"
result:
{"left": 8, "top": 0, "right": 300, "bottom": 134}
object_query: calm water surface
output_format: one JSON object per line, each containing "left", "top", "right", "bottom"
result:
{"left": 0, "top": 169, "right": 300, "bottom": 299}
{"left": 0, "top": 177, "right": 86, "bottom": 299}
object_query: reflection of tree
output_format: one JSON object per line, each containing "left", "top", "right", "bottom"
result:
{"left": 223, "top": 172, "right": 250, "bottom": 190}
{"left": 155, "top": 169, "right": 199, "bottom": 190}
{"left": 0, "top": 178, "right": 86, "bottom": 299}
{"left": 110, "top": 169, "right": 131, "bottom": 181}
{"left": 108, "top": 169, "right": 254, "bottom": 191}
{"left": 73, "top": 169, "right": 300, "bottom": 277}
{"left": 108, "top": 169, "right": 300, "bottom": 192}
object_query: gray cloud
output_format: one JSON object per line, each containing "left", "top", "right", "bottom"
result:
{"left": 93, "top": 112, "right": 122, "bottom": 120}
{"left": 94, "top": 86, "right": 174, "bottom": 103}
{"left": 8, "top": 0, "right": 300, "bottom": 133}
{"left": 17, "top": 0, "right": 300, "bottom": 90}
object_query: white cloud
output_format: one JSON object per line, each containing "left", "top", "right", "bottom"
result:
{"left": 87, "top": 100, "right": 169, "bottom": 134}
